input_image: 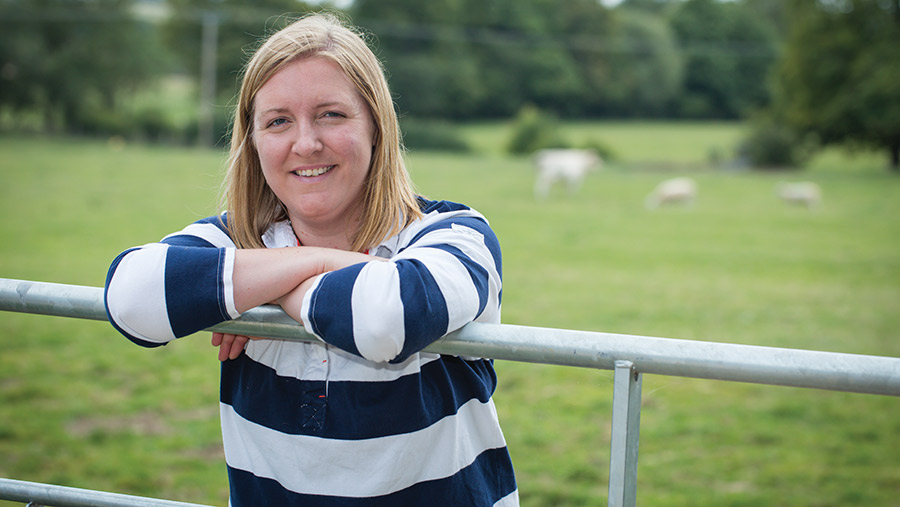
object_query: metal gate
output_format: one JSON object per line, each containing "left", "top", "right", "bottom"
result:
{"left": 2, "top": 278, "right": 898, "bottom": 506}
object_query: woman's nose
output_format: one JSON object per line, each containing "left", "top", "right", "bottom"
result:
{"left": 292, "top": 123, "right": 323, "bottom": 156}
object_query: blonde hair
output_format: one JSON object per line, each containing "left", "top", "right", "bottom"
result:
{"left": 223, "top": 13, "right": 422, "bottom": 251}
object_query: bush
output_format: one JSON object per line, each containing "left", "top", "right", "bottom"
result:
{"left": 576, "top": 139, "right": 617, "bottom": 164}
{"left": 133, "top": 107, "right": 188, "bottom": 143}
{"left": 76, "top": 109, "right": 137, "bottom": 139}
{"left": 399, "top": 118, "right": 470, "bottom": 152}
{"left": 73, "top": 104, "right": 194, "bottom": 145}
{"left": 740, "top": 115, "right": 815, "bottom": 169}
{"left": 183, "top": 105, "right": 234, "bottom": 147}
{"left": 506, "top": 105, "right": 568, "bottom": 155}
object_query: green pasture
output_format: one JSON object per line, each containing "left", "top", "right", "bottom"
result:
{"left": 1, "top": 124, "right": 898, "bottom": 506}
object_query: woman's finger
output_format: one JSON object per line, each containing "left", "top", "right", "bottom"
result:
{"left": 213, "top": 333, "right": 260, "bottom": 362}
{"left": 229, "top": 335, "right": 250, "bottom": 360}
{"left": 216, "top": 333, "right": 236, "bottom": 362}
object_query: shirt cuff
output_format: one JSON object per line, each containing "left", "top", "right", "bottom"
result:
{"left": 222, "top": 247, "right": 240, "bottom": 319}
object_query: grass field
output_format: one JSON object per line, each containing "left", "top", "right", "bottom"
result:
{"left": 1, "top": 123, "right": 898, "bottom": 506}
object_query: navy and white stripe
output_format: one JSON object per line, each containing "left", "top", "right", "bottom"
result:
{"left": 104, "top": 216, "right": 239, "bottom": 346}
{"left": 301, "top": 201, "right": 502, "bottom": 364}
{"left": 104, "top": 199, "right": 518, "bottom": 506}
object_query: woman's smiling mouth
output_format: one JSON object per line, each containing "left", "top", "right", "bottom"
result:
{"left": 293, "top": 165, "right": 335, "bottom": 177}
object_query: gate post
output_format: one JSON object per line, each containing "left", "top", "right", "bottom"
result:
{"left": 608, "top": 360, "right": 642, "bottom": 507}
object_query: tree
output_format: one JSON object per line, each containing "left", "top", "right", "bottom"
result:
{"left": 598, "top": 8, "right": 683, "bottom": 117}
{"left": 162, "top": 0, "right": 315, "bottom": 100}
{"left": 0, "top": 0, "right": 168, "bottom": 133}
{"left": 774, "top": 0, "right": 900, "bottom": 170}
{"left": 352, "top": 0, "right": 491, "bottom": 118}
{"left": 668, "top": 0, "right": 778, "bottom": 118}
{"left": 352, "top": 0, "right": 607, "bottom": 119}
{"left": 619, "top": 0, "right": 678, "bottom": 15}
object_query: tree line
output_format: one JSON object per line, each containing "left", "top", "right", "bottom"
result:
{"left": 353, "top": 0, "right": 780, "bottom": 120}
{"left": 1, "top": 0, "right": 897, "bottom": 168}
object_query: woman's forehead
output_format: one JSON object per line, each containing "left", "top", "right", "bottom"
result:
{"left": 254, "top": 57, "right": 363, "bottom": 110}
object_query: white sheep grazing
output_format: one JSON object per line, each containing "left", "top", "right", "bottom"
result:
{"left": 776, "top": 181, "right": 822, "bottom": 209}
{"left": 645, "top": 177, "right": 698, "bottom": 209}
{"left": 533, "top": 149, "right": 601, "bottom": 199}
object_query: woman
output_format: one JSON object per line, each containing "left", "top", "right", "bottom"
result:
{"left": 104, "top": 13, "right": 518, "bottom": 506}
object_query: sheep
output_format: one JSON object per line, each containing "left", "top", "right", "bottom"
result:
{"left": 533, "top": 149, "right": 601, "bottom": 199}
{"left": 776, "top": 181, "right": 822, "bottom": 209}
{"left": 644, "top": 177, "right": 698, "bottom": 209}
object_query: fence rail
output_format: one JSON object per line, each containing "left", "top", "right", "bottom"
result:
{"left": 2, "top": 277, "right": 899, "bottom": 506}
{"left": 0, "top": 478, "right": 213, "bottom": 507}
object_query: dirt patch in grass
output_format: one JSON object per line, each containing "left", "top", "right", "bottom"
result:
{"left": 66, "top": 412, "right": 172, "bottom": 438}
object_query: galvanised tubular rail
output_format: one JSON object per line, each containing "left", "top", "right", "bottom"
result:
{"left": 3, "top": 278, "right": 898, "bottom": 396}
{"left": 2, "top": 277, "right": 900, "bottom": 507}
{"left": 0, "top": 478, "right": 213, "bottom": 507}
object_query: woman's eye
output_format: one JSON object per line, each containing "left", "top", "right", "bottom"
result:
{"left": 322, "top": 111, "right": 345, "bottom": 119}
{"left": 267, "top": 118, "right": 288, "bottom": 128}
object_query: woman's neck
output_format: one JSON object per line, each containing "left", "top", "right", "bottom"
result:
{"left": 293, "top": 229, "right": 352, "bottom": 250}
{"left": 289, "top": 216, "right": 360, "bottom": 251}
{"left": 286, "top": 201, "right": 366, "bottom": 251}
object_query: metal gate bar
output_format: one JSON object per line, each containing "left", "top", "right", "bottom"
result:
{"left": 2, "top": 279, "right": 897, "bottom": 396}
{"left": 0, "top": 478, "right": 212, "bottom": 507}
{"left": 2, "top": 278, "right": 899, "bottom": 507}
{"left": 608, "top": 360, "right": 642, "bottom": 507}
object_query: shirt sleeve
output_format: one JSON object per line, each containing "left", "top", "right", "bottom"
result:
{"left": 104, "top": 215, "right": 240, "bottom": 347}
{"left": 300, "top": 211, "right": 502, "bottom": 364}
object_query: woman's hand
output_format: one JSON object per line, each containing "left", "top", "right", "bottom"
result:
{"left": 273, "top": 276, "right": 318, "bottom": 323}
{"left": 220, "top": 247, "right": 388, "bottom": 359}
{"left": 231, "top": 247, "right": 385, "bottom": 314}
{"left": 211, "top": 332, "right": 261, "bottom": 361}
{"left": 274, "top": 251, "right": 389, "bottom": 322}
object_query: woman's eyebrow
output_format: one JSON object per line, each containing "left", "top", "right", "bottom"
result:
{"left": 256, "top": 107, "right": 290, "bottom": 117}
{"left": 316, "top": 100, "right": 350, "bottom": 110}
{"left": 256, "top": 101, "right": 348, "bottom": 116}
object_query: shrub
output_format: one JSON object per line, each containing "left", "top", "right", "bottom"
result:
{"left": 400, "top": 118, "right": 470, "bottom": 152}
{"left": 133, "top": 107, "right": 182, "bottom": 143}
{"left": 76, "top": 109, "right": 137, "bottom": 139}
{"left": 576, "top": 139, "right": 617, "bottom": 164}
{"left": 740, "top": 115, "right": 815, "bottom": 169}
{"left": 506, "top": 105, "right": 568, "bottom": 155}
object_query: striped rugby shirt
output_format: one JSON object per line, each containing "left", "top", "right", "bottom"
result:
{"left": 104, "top": 198, "right": 518, "bottom": 506}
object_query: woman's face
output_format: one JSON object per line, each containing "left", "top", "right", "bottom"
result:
{"left": 252, "top": 55, "right": 375, "bottom": 242}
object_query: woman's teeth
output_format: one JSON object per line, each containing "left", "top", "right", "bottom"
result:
{"left": 295, "top": 165, "right": 334, "bottom": 177}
